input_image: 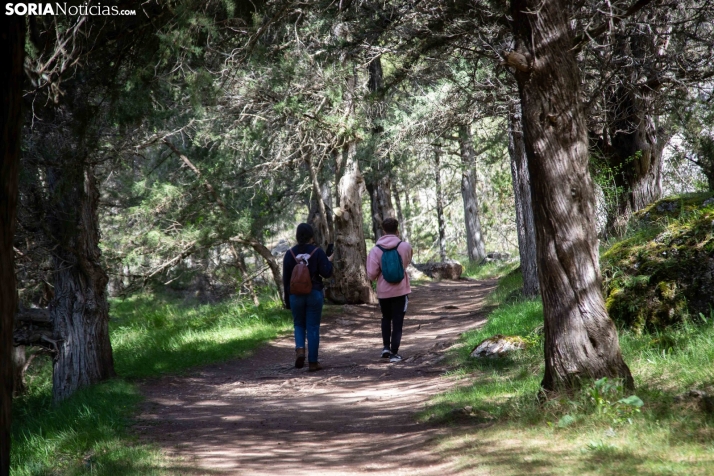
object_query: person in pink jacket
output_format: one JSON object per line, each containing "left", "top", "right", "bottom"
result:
{"left": 366, "top": 217, "right": 413, "bottom": 363}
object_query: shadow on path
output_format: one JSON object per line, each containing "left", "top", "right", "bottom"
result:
{"left": 137, "top": 279, "right": 497, "bottom": 475}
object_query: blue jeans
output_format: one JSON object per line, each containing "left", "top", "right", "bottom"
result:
{"left": 289, "top": 290, "right": 324, "bottom": 363}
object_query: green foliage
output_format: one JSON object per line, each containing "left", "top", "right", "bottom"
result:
{"left": 12, "top": 294, "right": 292, "bottom": 475}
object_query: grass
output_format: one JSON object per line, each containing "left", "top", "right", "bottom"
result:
{"left": 461, "top": 259, "right": 519, "bottom": 281}
{"left": 425, "top": 267, "right": 714, "bottom": 475}
{"left": 12, "top": 294, "right": 292, "bottom": 476}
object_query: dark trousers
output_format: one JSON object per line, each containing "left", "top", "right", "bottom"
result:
{"left": 379, "top": 295, "right": 408, "bottom": 354}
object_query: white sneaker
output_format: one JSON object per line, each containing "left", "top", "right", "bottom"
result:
{"left": 389, "top": 353, "right": 403, "bottom": 363}
{"left": 381, "top": 348, "right": 391, "bottom": 358}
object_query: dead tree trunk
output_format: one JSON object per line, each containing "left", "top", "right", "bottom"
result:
{"left": 507, "top": 104, "right": 539, "bottom": 297}
{"left": 458, "top": 124, "right": 487, "bottom": 264}
{"left": 47, "top": 163, "right": 116, "bottom": 403}
{"left": 1, "top": 15, "right": 24, "bottom": 474}
{"left": 510, "top": 0, "right": 633, "bottom": 391}
{"left": 433, "top": 146, "right": 447, "bottom": 263}
{"left": 328, "top": 142, "right": 376, "bottom": 304}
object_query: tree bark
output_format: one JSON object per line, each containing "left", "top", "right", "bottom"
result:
{"left": 433, "top": 146, "right": 447, "bottom": 263}
{"left": 458, "top": 124, "right": 487, "bottom": 264}
{"left": 48, "top": 163, "right": 116, "bottom": 403}
{"left": 511, "top": 0, "right": 633, "bottom": 391}
{"left": 365, "top": 56, "right": 396, "bottom": 241}
{"left": 599, "top": 10, "right": 671, "bottom": 228}
{"left": 328, "top": 141, "right": 376, "bottom": 304}
{"left": 391, "top": 181, "right": 410, "bottom": 243}
{"left": 1, "top": 15, "right": 24, "bottom": 474}
{"left": 307, "top": 159, "right": 333, "bottom": 250}
{"left": 507, "top": 104, "right": 539, "bottom": 297}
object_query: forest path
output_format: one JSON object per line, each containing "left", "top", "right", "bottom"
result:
{"left": 136, "top": 279, "right": 497, "bottom": 475}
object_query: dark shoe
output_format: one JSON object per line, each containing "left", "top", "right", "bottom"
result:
{"left": 308, "top": 362, "right": 323, "bottom": 372}
{"left": 295, "top": 348, "right": 305, "bottom": 369}
{"left": 389, "top": 353, "right": 403, "bottom": 363}
{"left": 381, "top": 348, "right": 391, "bottom": 358}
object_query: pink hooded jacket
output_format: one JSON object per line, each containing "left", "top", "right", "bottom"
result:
{"left": 367, "top": 234, "right": 413, "bottom": 299}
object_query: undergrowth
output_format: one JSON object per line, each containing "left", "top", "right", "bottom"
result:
{"left": 426, "top": 264, "right": 714, "bottom": 475}
{"left": 11, "top": 294, "right": 292, "bottom": 476}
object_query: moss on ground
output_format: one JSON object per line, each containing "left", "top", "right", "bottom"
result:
{"left": 601, "top": 192, "right": 714, "bottom": 332}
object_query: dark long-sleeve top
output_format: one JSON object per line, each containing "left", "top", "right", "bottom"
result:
{"left": 282, "top": 244, "right": 333, "bottom": 307}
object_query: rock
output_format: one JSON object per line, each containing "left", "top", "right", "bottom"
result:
{"left": 271, "top": 239, "right": 291, "bottom": 257}
{"left": 701, "top": 396, "right": 714, "bottom": 414}
{"left": 484, "top": 251, "right": 511, "bottom": 263}
{"left": 413, "top": 261, "right": 463, "bottom": 280}
{"left": 470, "top": 335, "right": 527, "bottom": 358}
{"left": 657, "top": 201, "right": 678, "bottom": 213}
{"left": 689, "top": 389, "right": 706, "bottom": 398}
{"left": 703, "top": 197, "right": 714, "bottom": 208}
{"left": 406, "top": 264, "right": 426, "bottom": 281}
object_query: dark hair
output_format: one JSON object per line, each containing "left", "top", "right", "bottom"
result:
{"left": 382, "top": 217, "right": 398, "bottom": 234}
{"left": 296, "top": 223, "right": 315, "bottom": 244}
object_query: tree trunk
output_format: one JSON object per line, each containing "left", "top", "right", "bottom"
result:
{"left": 48, "top": 163, "right": 116, "bottom": 403}
{"left": 433, "top": 146, "right": 447, "bottom": 263}
{"left": 392, "top": 181, "right": 410, "bottom": 243}
{"left": 11, "top": 346, "right": 27, "bottom": 396}
{"left": 507, "top": 104, "right": 539, "bottom": 297}
{"left": 231, "top": 238, "right": 283, "bottom": 303}
{"left": 510, "top": 0, "right": 633, "bottom": 391}
{"left": 307, "top": 162, "right": 333, "bottom": 250}
{"left": 328, "top": 142, "right": 376, "bottom": 304}
{"left": 365, "top": 56, "right": 395, "bottom": 241}
{"left": 600, "top": 12, "right": 670, "bottom": 228}
{"left": 367, "top": 177, "right": 396, "bottom": 241}
{"left": 458, "top": 124, "right": 487, "bottom": 264}
{"left": 234, "top": 247, "right": 259, "bottom": 306}
{"left": 1, "top": 15, "right": 24, "bottom": 473}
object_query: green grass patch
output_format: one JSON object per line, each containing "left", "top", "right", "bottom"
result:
{"left": 462, "top": 260, "right": 519, "bottom": 281}
{"left": 12, "top": 294, "right": 292, "bottom": 476}
{"left": 426, "top": 268, "right": 714, "bottom": 474}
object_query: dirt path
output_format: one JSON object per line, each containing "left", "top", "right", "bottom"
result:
{"left": 136, "top": 279, "right": 497, "bottom": 475}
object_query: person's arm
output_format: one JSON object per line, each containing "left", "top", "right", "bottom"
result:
{"left": 316, "top": 248, "right": 333, "bottom": 278}
{"left": 282, "top": 253, "right": 292, "bottom": 309}
{"left": 402, "top": 242, "right": 413, "bottom": 268}
{"left": 366, "top": 247, "right": 381, "bottom": 281}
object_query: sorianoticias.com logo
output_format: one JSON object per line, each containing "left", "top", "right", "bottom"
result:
{"left": 4, "top": 3, "right": 137, "bottom": 16}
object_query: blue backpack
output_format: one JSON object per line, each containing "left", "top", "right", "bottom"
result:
{"left": 377, "top": 242, "right": 405, "bottom": 283}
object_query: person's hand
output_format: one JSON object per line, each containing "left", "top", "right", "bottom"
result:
{"left": 327, "top": 254, "right": 334, "bottom": 262}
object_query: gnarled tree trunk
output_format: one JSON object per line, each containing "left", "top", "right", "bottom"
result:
{"left": 507, "top": 104, "right": 539, "bottom": 297}
{"left": 511, "top": 0, "right": 633, "bottom": 391}
{"left": 328, "top": 142, "right": 375, "bottom": 304}
{"left": 48, "top": 163, "right": 115, "bottom": 403}
{"left": 458, "top": 124, "right": 486, "bottom": 264}
{"left": 1, "top": 15, "right": 24, "bottom": 474}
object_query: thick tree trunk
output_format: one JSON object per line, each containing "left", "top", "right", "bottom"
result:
{"left": 328, "top": 142, "right": 376, "bottom": 304}
{"left": 1, "top": 15, "right": 24, "bottom": 474}
{"left": 433, "top": 146, "right": 447, "bottom": 263}
{"left": 507, "top": 104, "right": 539, "bottom": 297}
{"left": 48, "top": 164, "right": 116, "bottom": 403}
{"left": 458, "top": 124, "right": 487, "bottom": 264}
{"left": 511, "top": 0, "right": 633, "bottom": 391}
{"left": 600, "top": 12, "right": 670, "bottom": 228}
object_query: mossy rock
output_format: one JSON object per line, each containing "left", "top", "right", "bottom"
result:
{"left": 602, "top": 193, "right": 714, "bottom": 332}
